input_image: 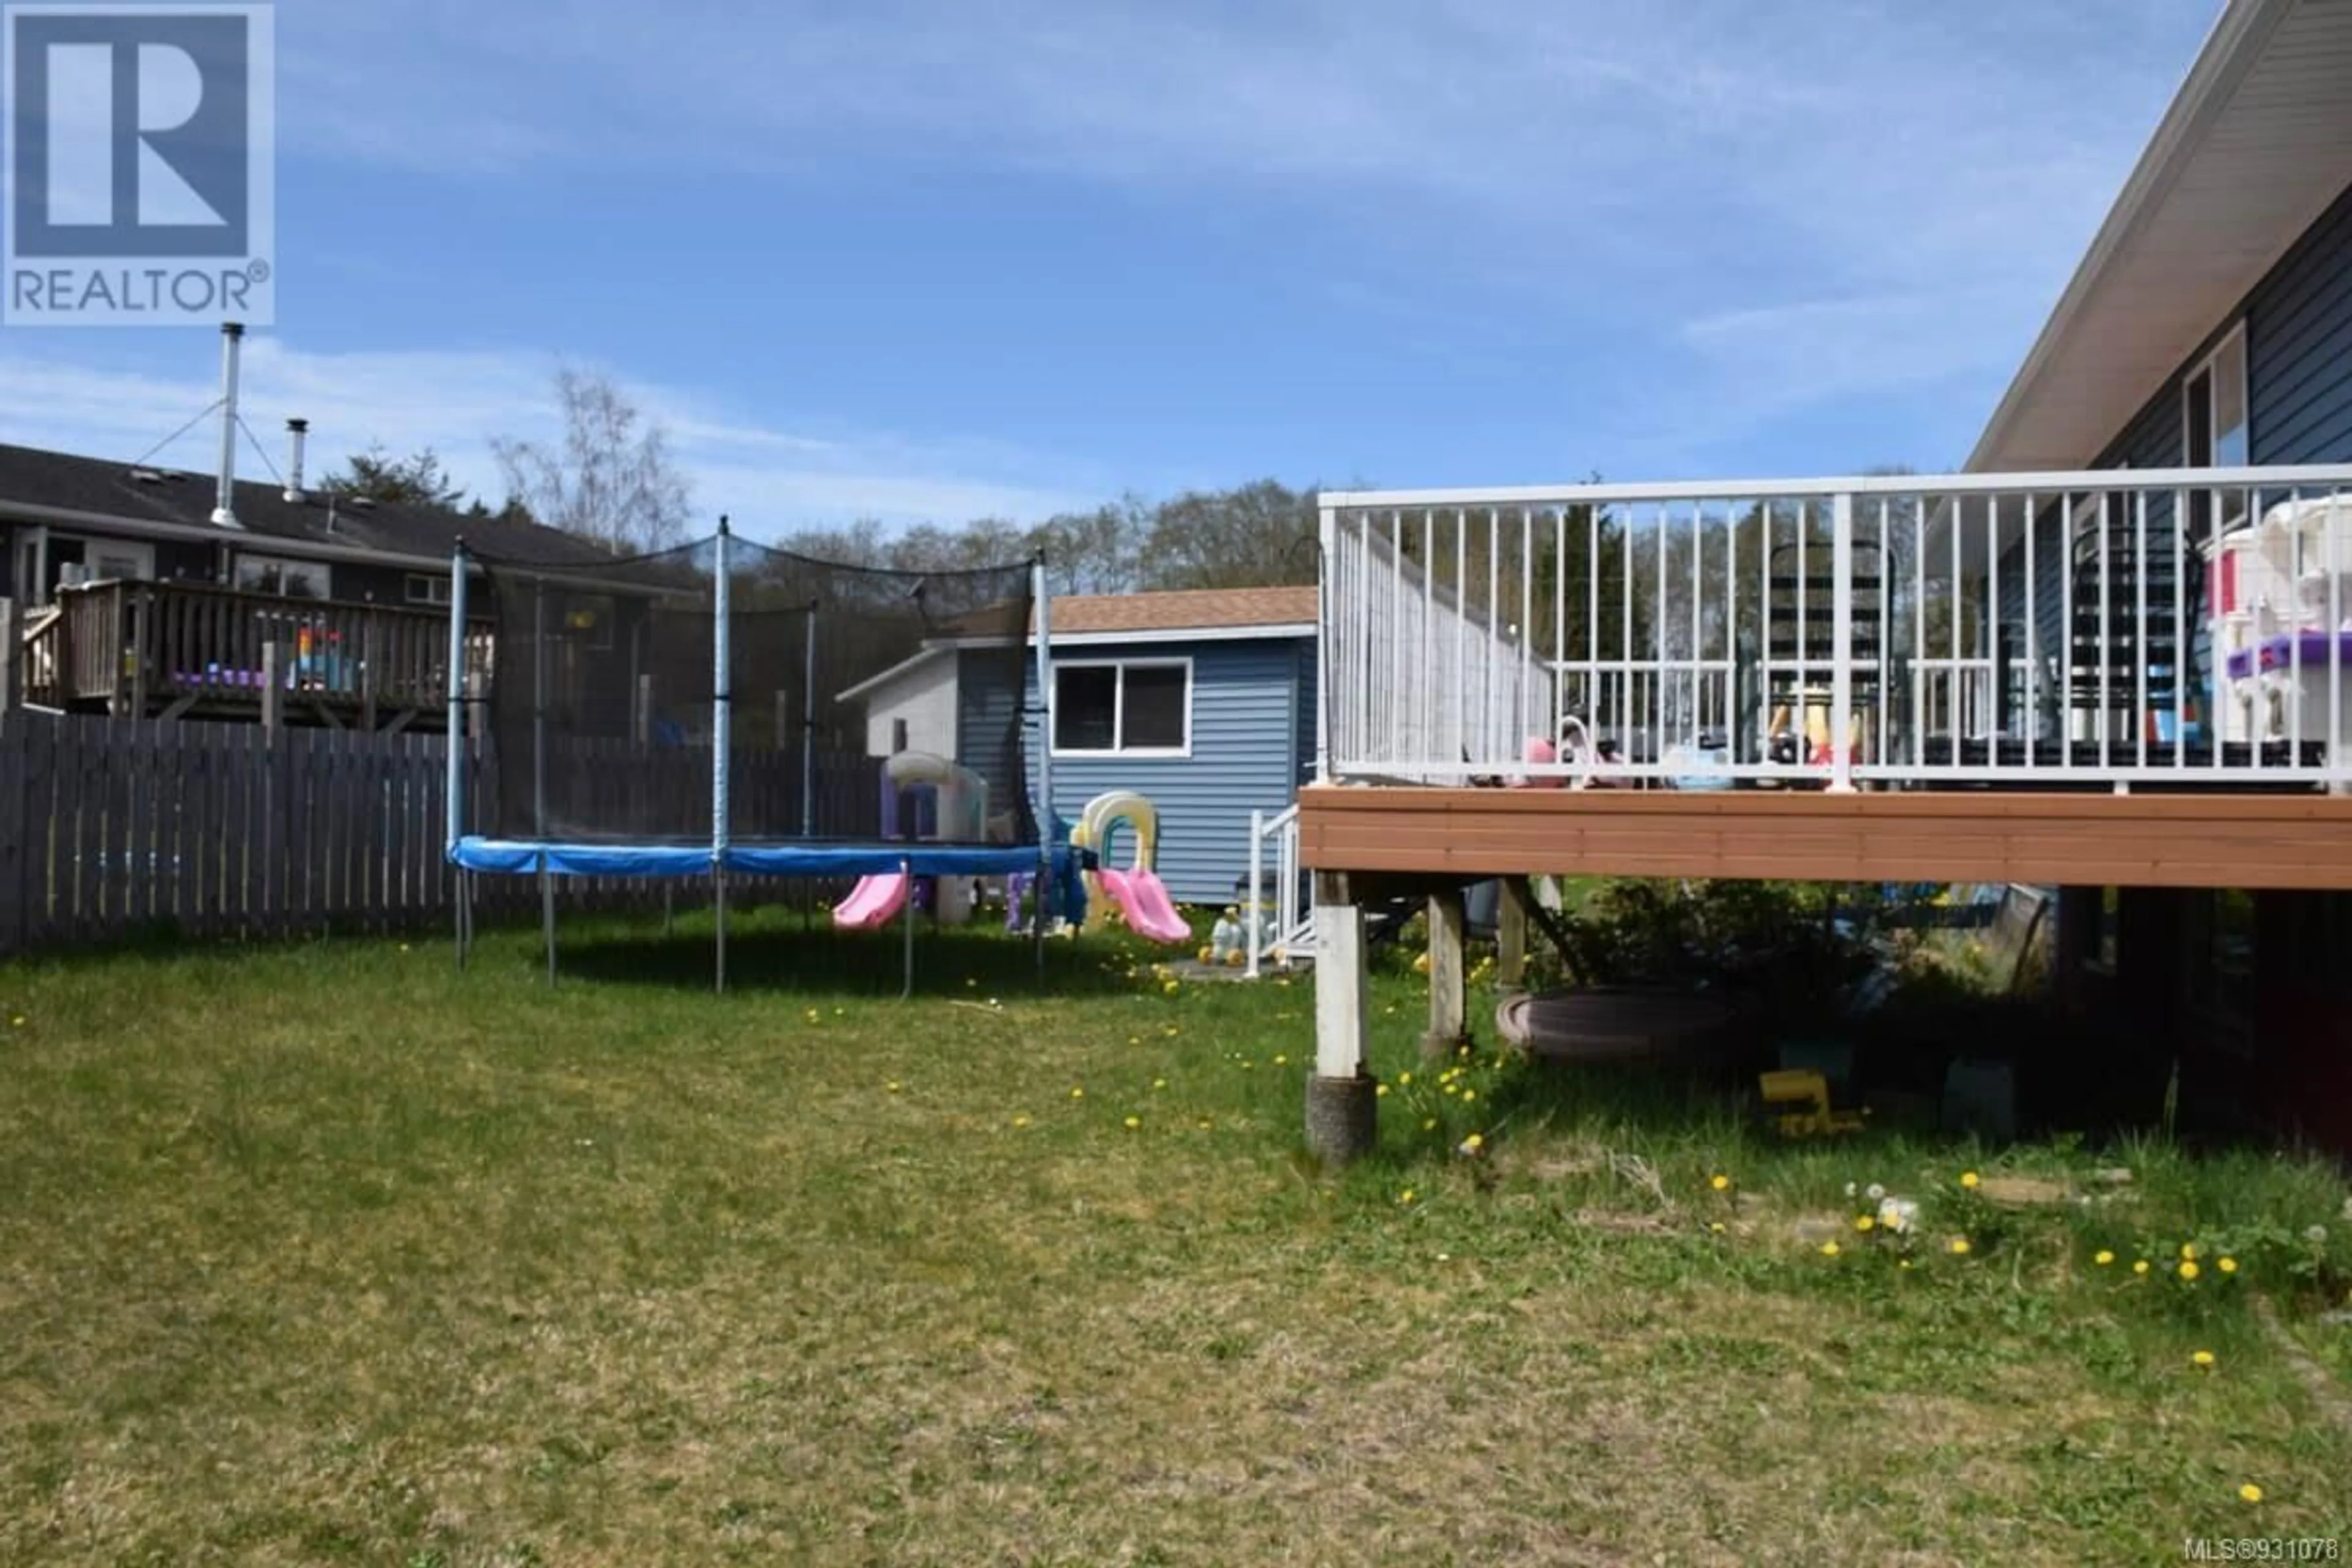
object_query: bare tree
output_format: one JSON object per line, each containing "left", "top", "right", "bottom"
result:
{"left": 492, "top": 368, "right": 694, "bottom": 554}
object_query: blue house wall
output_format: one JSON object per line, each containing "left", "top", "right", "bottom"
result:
{"left": 1014, "top": 635, "right": 1312, "bottom": 907}
{"left": 1993, "top": 175, "right": 2352, "bottom": 699}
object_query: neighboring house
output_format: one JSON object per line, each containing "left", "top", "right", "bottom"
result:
{"left": 840, "top": 586, "right": 1317, "bottom": 905}
{"left": 0, "top": 432, "right": 628, "bottom": 728}
{"left": 0, "top": 435, "right": 612, "bottom": 610}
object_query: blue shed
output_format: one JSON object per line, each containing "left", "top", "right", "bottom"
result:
{"left": 837, "top": 585, "right": 1319, "bottom": 908}
{"left": 1025, "top": 586, "right": 1319, "bottom": 907}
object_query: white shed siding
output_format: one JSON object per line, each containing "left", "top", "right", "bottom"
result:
{"left": 860, "top": 654, "right": 960, "bottom": 758}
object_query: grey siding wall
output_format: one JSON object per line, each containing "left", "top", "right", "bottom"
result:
{"left": 1023, "top": 635, "right": 1312, "bottom": 907}
{"left": 1992, "top": 175, "right": 2352, "bottom": 715}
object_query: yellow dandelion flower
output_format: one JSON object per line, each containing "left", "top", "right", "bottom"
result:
{"left": 1855, "top": 1215, "right": 1875, "bottom": 1232}
{"left": 1012, "top": 1115, "right": 1032, "bottom": 1128}
{"left": 2218, "top": 1256, "right": 2237, "bottom": 1275}
{"left": 1162, "top": 979, "right": 1180, "bottom": 995}
{"left": 1164, "top": 1025, "right": 1180, "bottom": 1036}
{"left": 1128, "top": 1035, "right": 1140, "bottom": 1046}
{"left": 2179, "top": 1261, "right": 2200, "bottom": 1281}
{"left": 2134, "top": 1259, "right": 2151, "bottom": 1275}
{"left": 1950, "top": 1238, "right": 1972, "bottom": 1256}
{"left": 1070, "top": 1087, "right": 1085, "bottom": 1100}
{"left": 1820, "top": 1241, "right": 1842, "bottom": 1257}
{"left": 2095, "top": 1250, "right": 2116, "bottom": 1265}
{"left": 1376, "top": 1084, "right": 1390, "bottom": 1098}
{"left": 885, "top": 1080, "right": 902, "bottom": 1094}
{"left": 1398, "top": 1189, "right": 1417, "bottom": 1206}
{"left": 1397, "top": 1071, "right": 1413, "bottom": 1087}
{"left": 1273, "top": 1054, "right": 1287, "bottom": 1066}
{"left": 1460, "top": 1089, "right": 1477, "bottom": 1104}
{"left": 2239, "top": 1483, "right": 2263, "bottom": 1504}
{"left": 1152, "top": 1078, "right": 1167, "bottom": 1090}
{"left": 1708, "top": 1222, "right": 1726, "bottom": 1234}
{"left": 1123, "top": 1116, "right": 1141, "bottom": 1131}
{"left": 1899, "top": 1259, "right": 1914, "bottom": 1270}
{"left": 7, "top": 1016, "right": 22, "bottom": 1027}
{"left": 1462, "top": 1133, "right": 1484, "bottom": 1152}
{"left": 1442, "top": 1084, "right": 1458, "bottom": 1097}
{"left": 2181, "top": 1243, "right": 2199, "bottom": 1261}
{"left": 1709, "top": 1174, "right": 1731, "bottom": 1191}
{"left": 1196, "top": 1118, "right": 1212, "bottom": 1130}
{"left": 1959, "top": 1171, "right": 1980, "bottom": 1189}
{"left": 1422, "top": 1118, "right": 1438, "bottom": 1131}
{"left": 2192, "top": 1350, "right": 2215, "bottom": 1367}
{"left": 1457, "top": 1044, "right": 1471, "bottom": 1059}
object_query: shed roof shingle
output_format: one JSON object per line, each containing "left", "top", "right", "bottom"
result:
{"left": 1046, "top": 586, "right": 1316, "bottom": 635}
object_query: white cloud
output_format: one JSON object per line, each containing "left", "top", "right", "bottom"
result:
{"left": 0, "top": 339, "right": 1104, "bottom": 534}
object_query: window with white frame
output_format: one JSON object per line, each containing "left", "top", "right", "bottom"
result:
{"left": 1052, "top": 660, "right": 1190, "bottom": 755}
{"left": 2184, "top": 321, "right": 2250, "bottom": 540}
{"left": 405, "top": 573, "right": 452, "bottom": 606}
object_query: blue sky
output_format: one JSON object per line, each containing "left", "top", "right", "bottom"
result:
{"left": 0, "top": 0, "right": 2221, "bottom": 537}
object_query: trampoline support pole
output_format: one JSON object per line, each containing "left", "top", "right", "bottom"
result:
{"left": 801, "top": 600, "right": 818, "bottom": 840}
{"left": 900, "top": 856, "right": 916, "bottom": 1000}
{"left": 712, "top": 517, "right": 731, "bottom": 997}
{"left": 447, "top": 538, "right": 469, "bottom": 970}
{"left": 541, "top": 858, "right": 557, "bottom": 986}
{"left": 1031, "top": 557, "right": 1052, "bottom": 980}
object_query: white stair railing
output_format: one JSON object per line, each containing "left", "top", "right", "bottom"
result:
{"left": 1245, "top": 804, "right": 1312, "bottom": 977}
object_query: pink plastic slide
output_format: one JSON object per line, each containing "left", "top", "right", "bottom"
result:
{"left": 832, "top": 872, "right": 911, "bottom": 931}
{"left": 1096, "top": 865, "right": 1192, "bottom": 944}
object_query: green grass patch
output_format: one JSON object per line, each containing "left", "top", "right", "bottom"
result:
{"left": 0, "top": 906, "right": 2346, "bottom": 1565}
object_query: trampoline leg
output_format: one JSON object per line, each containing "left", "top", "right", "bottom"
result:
{"left": 714, "top": 869, "right": 728, "bottom": 995}
{"left": 900, "top": 857, "right": 915, "bottom": 1001}
{"left": 541, "top": 868, "right": 557, "bottom": 986}
{"left": 663, "top": 884, "right": 674, "bottom": 938}
{"left": 453, "top": 869, "right": 466, "bottom": 970}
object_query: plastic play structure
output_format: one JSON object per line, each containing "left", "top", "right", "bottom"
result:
{"left": 835, "top": 751, "right": 991, "bottom": 933}
{"left": 1070, "top": 790, "right": 1191, "bottom": 943}
{"left": 2209, "top": 495, "right": 2352, "bottom": 751}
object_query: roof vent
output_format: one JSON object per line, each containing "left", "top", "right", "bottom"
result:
{"left": 129, "top": 467, "right": 167, "bottom": 484}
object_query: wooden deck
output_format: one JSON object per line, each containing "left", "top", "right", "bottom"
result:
{"left": 1297, "top": 784, "right": 2352, "bottom": 891}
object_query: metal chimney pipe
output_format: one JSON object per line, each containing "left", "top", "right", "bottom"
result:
{"left": 283, "top": 417, "right": 308, "bottom": 503}
{"left": 210, "top": 322, "right": 244, "bottom": 529}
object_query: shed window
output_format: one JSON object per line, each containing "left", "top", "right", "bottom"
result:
{"left": 1052, "top": 660, "right": 1190, "bottom": 755}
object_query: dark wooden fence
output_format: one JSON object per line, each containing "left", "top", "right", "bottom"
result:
{"left": 0, "top": 711, "right": 884, "bottom": 956}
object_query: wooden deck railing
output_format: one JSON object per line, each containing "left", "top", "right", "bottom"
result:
{"left": 24, "top": 579, "right": 490, "bottom": 725}
{"left": 1319, "top": 464, "right": 2352, "bottom": 791}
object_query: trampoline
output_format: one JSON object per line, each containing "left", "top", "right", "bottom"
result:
{"left": 440, "top": 521, "right": 1066, "bottom": 990}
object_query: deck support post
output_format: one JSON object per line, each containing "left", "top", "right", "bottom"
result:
{"left": 1496, "top": 876, "right": 1530, "bottom": 991}
{"left": 1420, "top": 888, "right": 1469, "bottom": 1061}
{"left": 1306, "top": 870, "right": 1376, "bottom": 1165}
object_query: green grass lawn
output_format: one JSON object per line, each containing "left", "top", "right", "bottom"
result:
{"left": 2, "top": 907, "right": 2349, "bottom": 1566}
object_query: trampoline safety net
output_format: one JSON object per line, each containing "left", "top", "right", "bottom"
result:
{"left": 473, "top": 531, "right": 1038, "bottom": 848}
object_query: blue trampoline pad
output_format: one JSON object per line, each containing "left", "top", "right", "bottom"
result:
{"left": 452, "top": 838, "right": 1066, "bottom": 880}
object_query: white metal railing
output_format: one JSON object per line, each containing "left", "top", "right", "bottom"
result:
{"left": 1245, "top": 804, "right": 1311, "bottom": 976}
{"left": 1319, "top": 466, "right": 2352, "bottom": 790}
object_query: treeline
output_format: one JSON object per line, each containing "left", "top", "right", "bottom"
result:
{"left": 763, "top": 478, "right": 1321, "bottom": 597}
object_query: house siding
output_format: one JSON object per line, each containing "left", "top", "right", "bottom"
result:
{"left": 1994, "top": 175, "right": 2352, "bottom": 720}
{"left": 1023, "top": 636, "right": 1311, "bottom": 907}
